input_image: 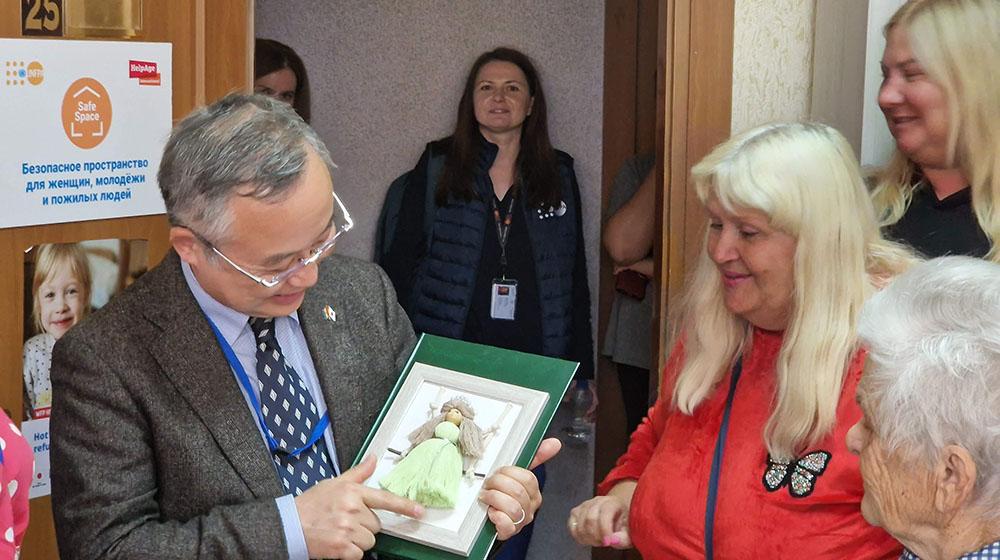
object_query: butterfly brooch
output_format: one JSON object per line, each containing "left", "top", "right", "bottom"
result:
{"left": 762, "top": 450, "right": 831, "bottom": 498}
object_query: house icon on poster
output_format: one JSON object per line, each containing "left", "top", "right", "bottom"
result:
{"left": 70, "top": 86, "right": 104, "bottom": 138}
{"left": 61, "top": 77, "right": 112, "bottom": 149}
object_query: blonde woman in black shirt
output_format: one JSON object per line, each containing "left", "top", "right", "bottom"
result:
{"left": 873, "top": 0, "right": 1000, "bottom": 259}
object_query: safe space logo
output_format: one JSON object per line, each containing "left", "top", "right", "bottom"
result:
{"left": 128, "top": 59, "right": 160, "bottom": 86}
{"left": 61, "top": 77, "right": 112, "bottom": 149}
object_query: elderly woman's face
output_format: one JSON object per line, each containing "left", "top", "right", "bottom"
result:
{"left": 705, "top": 199, "right": 796, "bottom": 331}
{"left": 878, "top": 27, "right": 951, "bottom": 169}
{"left": 473, "top": 61, "right": 534, "bottom": 138}
{"left": 846, "top": 396, "right": 935, "bottom": 535}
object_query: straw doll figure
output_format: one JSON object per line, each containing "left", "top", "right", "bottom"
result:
{"left": 380, "top": 397, "right": 485, "bottom": 508}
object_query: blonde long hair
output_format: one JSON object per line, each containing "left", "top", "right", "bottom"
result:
{"left": 871, "top": 0, "right": 1000, "bottom": 261}
{"left": 673, "top": 122, "right": 913, "bottom": 460}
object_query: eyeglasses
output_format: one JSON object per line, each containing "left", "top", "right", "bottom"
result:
{"left": 189, "top": 189, "right": 353, "bottom": 288}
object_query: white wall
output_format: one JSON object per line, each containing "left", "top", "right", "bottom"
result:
{"left": 254, "top": 1, "right": 604, "bottom": 314}
{"left": 810, "top": 1, "right": 868, "bottom": 156}
{"left": 809, "top": 0, "right": 906, "bottom": 167}
{"left": 861, "top": 0, "right": 907, "bottom": 167}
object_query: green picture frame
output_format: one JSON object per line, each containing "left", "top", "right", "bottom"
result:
{"left": 352, "top": 334, "right": 578, "bottom": 560}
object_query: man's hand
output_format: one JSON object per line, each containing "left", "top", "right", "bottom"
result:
{"left": 480, "top": 437, "right": 561, "bottom": 540}
{"left": 295, "top": 456, "right": 424, "bottom": 559}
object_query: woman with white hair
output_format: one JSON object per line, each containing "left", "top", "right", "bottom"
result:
{"left": 873, "top": 0, "right": 1000, "bottom": 260}
{"left": 568, "top": 122, "right": 912, "bottom": 558}
{"left": 847, "top": 256, "right": 1000, "bottom": 560}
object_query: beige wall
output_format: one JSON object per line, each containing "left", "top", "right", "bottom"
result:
{"left": 734, "top": 0, "right": 904, "bottom": 168}
{"left": 252, "top": 11, "right": 602, "bottom": 555}
{"left": 254, "top": 1, "right": 605, "bottom": 300}
{"left": 731, "top": 0, "right": 816, "bottom": 133}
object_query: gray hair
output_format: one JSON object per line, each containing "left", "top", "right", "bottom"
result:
{"left": 858, "top": 256, "right": 1000, "bottom": 515}
{"left": 157, "top": 93, "right": 336, "bottom": 243}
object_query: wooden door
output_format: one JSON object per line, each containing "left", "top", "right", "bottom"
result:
{"left": 595, "top": 1, "right": 734, "bottom": 558}
{"left": 594, "top": 0, "right": 659, "bottom": 512}
{"left": 653, "top": 0, "right": 735, "bottom": 377}
{"left": 0, "top": 1, "right": 251, "bottom": 557}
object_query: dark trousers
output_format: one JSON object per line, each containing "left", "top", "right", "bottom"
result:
{"left": 617, "top": 363, "right": 651, "bottom": 434}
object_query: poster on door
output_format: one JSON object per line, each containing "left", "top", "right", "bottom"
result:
{"left": 0, "top": 38, "right": 171, "bottom": 229}
{"left": 20, "top": 418, "right": 50, "bottom": 498}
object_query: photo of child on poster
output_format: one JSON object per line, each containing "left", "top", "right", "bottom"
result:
{"left": 22, "top": 239, "right": 148, "bottom": 420}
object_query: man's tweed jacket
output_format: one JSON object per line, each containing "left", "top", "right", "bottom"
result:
{"left": 50, "top": 251, "right": 416, "bottom": 559}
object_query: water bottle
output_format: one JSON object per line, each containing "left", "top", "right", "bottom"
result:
{"left": 564, "top": 380, "right": 594, "bottom": 445}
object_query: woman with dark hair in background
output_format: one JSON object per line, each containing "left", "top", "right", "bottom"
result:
{"left": 254, "top": 38, "right": 311, "bottom": 123}
{"left": 381, "top": 47, "right": 593, "bottom": 560}
{"left": 602, "top": 154, "right": 655, "bottom": 435}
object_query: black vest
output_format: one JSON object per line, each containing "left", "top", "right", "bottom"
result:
{"left": 409, "top": 142, "right": 579, "bottom": 359}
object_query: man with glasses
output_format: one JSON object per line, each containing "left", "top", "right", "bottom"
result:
{"left": 49, "top": 94, "right": 555, "bottom": 560}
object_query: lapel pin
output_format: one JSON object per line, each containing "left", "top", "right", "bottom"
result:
{"left": 322, "top": 305, "right": 337, "bottom": 322}
{"left": 537, "top": 200, "right": 567, "bottom": 220}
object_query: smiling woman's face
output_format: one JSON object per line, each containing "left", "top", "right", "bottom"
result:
{"left": 878, "top": 27, "right": 951, "bottom": 169}
{"left": 705, "top": 198, "right": 797, "bottom": 331}
{"left": 473, "top": 60, "right": 534, "bottom": 138}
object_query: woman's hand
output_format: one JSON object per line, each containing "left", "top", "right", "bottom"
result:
{"left": 568, "top": 480, "right": 636, "bottom": 549}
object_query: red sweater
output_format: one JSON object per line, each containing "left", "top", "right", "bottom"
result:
{"left": 599, "top": 329, "right": 901, "bottom": 559}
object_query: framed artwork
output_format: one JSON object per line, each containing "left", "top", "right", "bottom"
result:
{"left": 21, "top": 238, "right": 149, "bottom": 419}
{"left": 19, "top": 237, "right": 149, "bottom": 499}
{"left": 364, "top": 363, "right": 547, "bottom": 555}
{"left": 355, "top": 334, "right": 577, "bottom": 560}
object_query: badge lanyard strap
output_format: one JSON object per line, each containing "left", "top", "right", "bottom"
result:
{"left": 704, "top": 356, "right": 743, "bottom": 560}
{"left": 491, "top": 192, "right": 516, "bottom": 279}
{"left": 204, "top": 315, "right": 330, "bottom": 458}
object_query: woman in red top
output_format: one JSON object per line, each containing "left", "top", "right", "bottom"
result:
{"left": 570, "top": 122, "right": 914, "bottom": 558}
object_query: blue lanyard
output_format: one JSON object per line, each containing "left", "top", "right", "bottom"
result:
{"left": 704, "top": 356, "right": 743, "bottom": 560}
{"left": 204, "top": 315, "right": 330, "bottom": 458}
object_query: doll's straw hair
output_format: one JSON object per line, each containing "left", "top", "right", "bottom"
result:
{"left": 407, "top": 397, "right": 485, "bottom": 458}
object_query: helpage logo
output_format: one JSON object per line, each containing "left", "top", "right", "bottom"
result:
{"left": 5, "top": 60, "right": 44, "bottom": 86}
{"left": 128, "top": 59, "right": 160, "bottom": 86}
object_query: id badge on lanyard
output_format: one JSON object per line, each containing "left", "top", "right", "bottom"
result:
{"left": 491, "top": 192, "right": 518, "bottom": 320}
{"left": 490, "top": 278, "right": 517, "bottom": 320}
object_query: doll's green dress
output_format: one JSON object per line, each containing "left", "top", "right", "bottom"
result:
{"left": 380, "top": 421, "right": 464, "bottom": 508}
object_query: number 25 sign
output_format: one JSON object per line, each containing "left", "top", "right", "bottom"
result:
{"left": 22, "top": 0, "right": 63, "bottom": 37}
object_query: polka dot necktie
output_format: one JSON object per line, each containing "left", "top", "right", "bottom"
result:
{"left": 249, "top": 317, "right": 333, "bottom": 495}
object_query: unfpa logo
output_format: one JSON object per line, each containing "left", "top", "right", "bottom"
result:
{"left": 4, "top": 60, "right": 44, "bottom": 86}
